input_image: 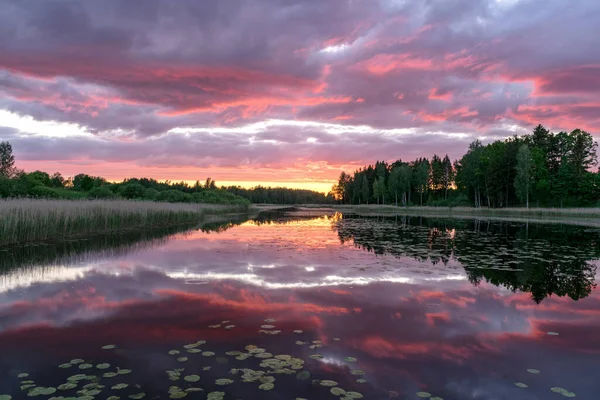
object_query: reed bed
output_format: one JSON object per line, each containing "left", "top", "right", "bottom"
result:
{"left": 0, "top": 199, "right": 250, "bottom": 247}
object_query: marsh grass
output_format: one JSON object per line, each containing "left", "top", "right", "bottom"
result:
{"left": 0, "top": 199, "right": 250, "bottom": 247}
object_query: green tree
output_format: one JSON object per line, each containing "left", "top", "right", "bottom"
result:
{"left": 398, "top": 165, "right": 412, "bottom": 205}
{"left": 414, "top": 159, "right": 429, "bottom": 206}
{"left": 441, "top": 155, "right": 454, "bottom": 199}
{"left": 568, "top": 129, "right": 598, "bottom": 177}
{"left": 0, "top": 141, "right": 15, "bottom": 177}
{"left": 361, "top": 173, "right": 370, "bottom": 204}
{"left": 515, "top": 144, "right": 533, "bottom": 208}
{"left": 388, "top": 167, "right": 401, "bottom": 206}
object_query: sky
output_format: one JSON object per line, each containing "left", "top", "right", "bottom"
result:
{"left": 0, "top": 0, "right": 599, "bottom": 192}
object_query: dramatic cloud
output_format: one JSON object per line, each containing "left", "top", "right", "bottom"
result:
{"left": 1, "top": 0, "right": 598, "bottom": 189}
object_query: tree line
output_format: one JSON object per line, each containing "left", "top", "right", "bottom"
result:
{"left": 0, "top": 141, "right": 331, "bottom": 205}
{"left": 332, "top": 125, "right": 599, "bottom": 208}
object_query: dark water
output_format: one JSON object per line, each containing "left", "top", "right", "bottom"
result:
{"left": 1, "top": 210, "right": 599, "bottom": 400}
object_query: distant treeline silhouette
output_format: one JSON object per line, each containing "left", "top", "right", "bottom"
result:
{"left": 333, "top": 125, "right": 599, "bottom": 208}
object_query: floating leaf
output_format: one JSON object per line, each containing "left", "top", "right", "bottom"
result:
{"left": 103, "top": 372, "right": 118, "bottom": 378}
{"left": 350, "top": 370, "right": 365, "bottom": 376}
{"left": 168, "top": 350, "right": 180, "bottom": 355}
{"left": 0, "top": 396, "right": 11, "bottom": 400}
{"left": 515, "top": 383, "right": 528, "bottom": 388}
{"left": 215, "top": 379, "right": 233, "bottom": 386}
{"left": 259, "top": 383, "right": 275, "bottom": 391}
{"left": 356, "top": 379, "right": 366, "bottom": 384}
{"left": 551, "top": 387, "right": 576, "bottom": 397}
{"left": 416, "top": 392, "right": 432, "bottom": 398}
{"left": 296, "top": 371, "right": 310, "bottom": 380}
{"left": 112, "top": 383, "right": 128, "bottom": 390}
{"left": 177, "top": 357, "right": 188, "bottom": 362}
{"left": 345, "top": 392, "right": 364, "bottom": 398}
{"left": 18, "top": 373, "right": 29, "bottom": 378}
{"left": 57, "top": 383, "right": 77, "bottom": 390}
{"left": 344, "top": 357, "right": 357, "bottom": 362}
{"left": 58, "top": 363, "right": 72, "bottom": 369}
{"left": 129, "top": 393, "right": 145, "bottom": 399}
{"left": 261, "top": 325, "right": 276, "bottom": 329}
{"left": 293, "top": 330, "right": 303, "bottom": 334}
{"left": 527, "top": 369, "right": 540, "bottom": 374}
{"left": 309, "top": 354, "right": 323, "bottom": 360}
{"left": 186, "top": 349, "right": 201, "bottom": 354}
{"left": 78, "top": 364, "right": 93, "bottom": 370}
{"left": 117, "top": 369, "right": 132, "bottom": 375}
{"left": 184, "top": 375, "right": 200, "bottom": 383}
{"left": 202, "top": 352, "right": 215, "bottom": 357}
{"left": 431, "top": 397, "right": 444, "bottom": 400}
{"left": 207, "top": 392, "right": 225, "bottom": 400}
{"left": 331, "top": 387, "right": 346, "bottom": 396}
{"left": 208, "top": 325, "right": 221, "bottom": 329}
{"left": 320, "top": 380, "right": 338, "bottom": 387}
{"left": 102, "top": 345, "right": 117, "bottom": 350}
{"left": 67, "top": 374, "right": 86, "bottom": 381}
{"left": 170, "top": 392, "right": 188, "bottom": 399}
{"left": 225, "top": 325, "right": 236, "bottom": 330}
{"left": 107, "top": 397, "right": 120, "bottom": 400}
{"left": 70, "top": 359, "right": 84, "bottom": 364}
{"left": 96, "top": 363, "right": 110, "bottom": 370}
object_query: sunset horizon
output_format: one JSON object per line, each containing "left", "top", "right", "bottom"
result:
{"left": 2, "top": 0, "right": 598, "bottom": 193}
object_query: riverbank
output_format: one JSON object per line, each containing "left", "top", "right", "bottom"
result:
{"left": 0, "top": 199, "right": 253, "bottom": 247}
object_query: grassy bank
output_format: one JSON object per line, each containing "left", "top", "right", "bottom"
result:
{"left": 333, "top": 204, "right": 600, "bottom": 219}
{"left": 0, "top": 199, "right": 251, "bottom": 247}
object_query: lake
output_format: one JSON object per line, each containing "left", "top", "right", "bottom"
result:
{"left": 1, "top": 209, "right": 599, "bottom": 400}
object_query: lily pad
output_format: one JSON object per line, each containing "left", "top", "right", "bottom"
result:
{"left": 78, "top": 364, "right": 93, "bottom": 370}
{"left": 416, "top": 392, "right": 432, "bottom": 398}
{"left": 103, "top": 372, "right": 118, "bottom": 378}
{"left": 117, "top": 369, "right": 132, "bottom": 375}
{"left": 515, "top": 383, "right": 528, "bottom": 388}
{"left": 259, "top": 383, "right": 275, "bottom": 391}
{"left": 551, "top": 387, "right": 576, "bottom": 397}
{"left": 296, "top": 371, "right": 310, "bottom": 380}
{"left": 18, "top": 373, "right": 29, "bottom": 378}
{"left": 96, "top": 363, "right": 110, "bottom": 369}
{"left": 58, "top": 363, "right": 72, "bottom": 369}
{"left": 129, "top": 393, "right": 145, "bottom": 399}
{"left": 344, "top": 357, "right": 358, "bottom": 362}
{"left": 170, "top": 392, "right": 188, "bottom": 399}
{"left": 186, "top": 349, "right": 201, "bottom": 354}
{"left": 293, "top": 330, "right": 303, "bottom": 334}
{"left": 350, "top": 370, "right": 365, "bottom": 376}
{"left": 356, "top": 379, "right": 366, "bottom": 384}
{"left": 331, "top": 388, "right": 346, "bottom": 396}
{"left": 177, "top": 357, "right": 188, "bottom": 362}
{"left": 169, "top": 350, "right": 180, "bottom": 355}
{"left": 184, "top": 375, "right": 200, "bottom": 383}
{"left": 102, "top": 345, "right": 117, "bottom": 350}
{"left": 70, "top": 359, "right": 84, "bottom": 364}
{"left": 345, "top": 392, "right": 364, "bottom": 398}
{"left": 207, "top": 392, "right": 225, "bottom": 400}
{"left": 202, "top": 352, "right": 215, "bottom": 357}
{"left": 224, "top": 325, "right": 236, "bottom": 329}
{"left": 112, "top": 383, "right": 128, "bottom": 390}
{"left": 0, "top": 396, "right": 11, "bottom": 400}
{"left": 215, "top": 379, "right": 233, "bottom": 386}
{"left": 527, "top": 369, "right": 540, "bottom": 374}
{"left": 57, "top": 383, "right": 77, "bottom": 391}
{"left": 320, "top": 380, "right": 338, "bottom": 387}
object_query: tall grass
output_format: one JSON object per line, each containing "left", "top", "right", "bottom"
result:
{"left": 0, "top": 199, "right": 250, "bottom": 247}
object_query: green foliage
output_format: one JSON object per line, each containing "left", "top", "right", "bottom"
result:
{"left": 29, "top": 186, "right": 60, "bottom": 199}
{"left": 156, "top": 190, "right": 193, "bottom": 203}
{"left": 515, "top": 145, "right": 533, "bottom": 207}
{"left": 88, "top": 186, "right": 118, "bottom": 199}
{"left": 120, "top": 183, "right": 146, "bottom": 199}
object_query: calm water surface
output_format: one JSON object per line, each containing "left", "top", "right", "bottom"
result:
{"left": 1, "top": 210, "right": 599, "bottom": 399}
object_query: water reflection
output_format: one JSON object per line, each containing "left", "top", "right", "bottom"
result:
{"left": 336, "top": 214, "right": 599, "bottom": 303}
{"left": 0, "top": 210, "right": 598, "bottom": 399}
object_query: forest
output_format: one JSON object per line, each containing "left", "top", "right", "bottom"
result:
{"left": 0, "top": 141, "right": 331, "bottom": 205}
{"left": 332, "top": 125, "right": 599, "bottom": 208}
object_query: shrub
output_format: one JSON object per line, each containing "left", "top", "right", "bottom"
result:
{"left": 28, "top": 185, "right": 60, "bottom": 199}
{"left": 88, "top": 186, "right": 118, "bottom": 199}
{"left": 120, "top": 183, "right": 146, "bottom": 199}
{"left": 156, "top": 190, "right": 193, "bottom": 203}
